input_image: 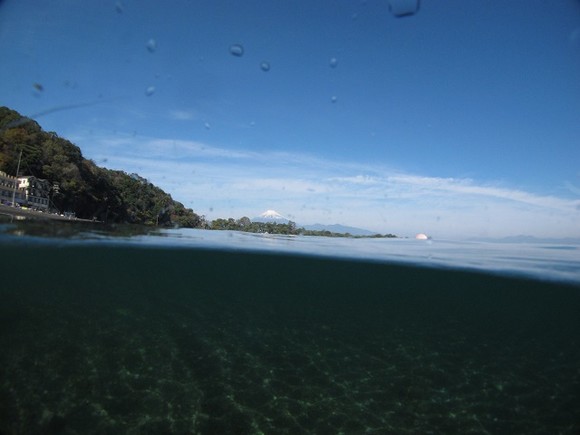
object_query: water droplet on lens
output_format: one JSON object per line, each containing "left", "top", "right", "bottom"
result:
{"left": 115, "top": 1, "right": 123, "bottom": 13}
{"left": 329, "top": 57, "right": 338, "bottom": 68}
{"left": 260, "top": 62, "right": 270, "bottom": 72}
{"left": 331, "top": 96, "right": 338, "bottom": 103}
{"left": 204, "top": 122, "right": 211, "bottom": 130}
{"left": 388, "top": 0, "right": 420, "bottom": 17}
{"left": 229, "top": 44, "right": 244, "bottom": 57}
{"left": 146, "top": 39, "right": 157, "bottom": 53}
{"left": 145, "top": 86, "right": 155, "bottom": 96}
{"left": 33, "top": 83, "right": 44, "bottom": 92}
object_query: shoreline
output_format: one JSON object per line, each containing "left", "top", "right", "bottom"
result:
{"left": 0, "top": 204, "right": 98, "bottom": 223}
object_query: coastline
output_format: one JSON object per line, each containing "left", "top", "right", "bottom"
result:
{"left": 0, "top": 204, "right": 98, "bottom": 223}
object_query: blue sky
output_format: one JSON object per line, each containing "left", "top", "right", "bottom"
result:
{"left": 1, "top": 0, "right": 579, "bottom": 238}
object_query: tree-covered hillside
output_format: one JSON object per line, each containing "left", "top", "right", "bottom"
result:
{"left": 0, "top": 106, "right": 203, "bottom": 227}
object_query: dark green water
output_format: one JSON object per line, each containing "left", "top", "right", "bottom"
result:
{"left": 1, "top": 244, "right": 579, "bottom": 434}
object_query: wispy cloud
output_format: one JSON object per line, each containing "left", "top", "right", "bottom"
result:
{"left": 167, "top": 109, "right": 198, "bottom": 121}
{"left": 74, "top": 133, "right": 580, "bottom": 238}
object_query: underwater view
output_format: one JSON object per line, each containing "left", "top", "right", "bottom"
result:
{"left": 1, "top": 224, "right": 579, "bottom": 434}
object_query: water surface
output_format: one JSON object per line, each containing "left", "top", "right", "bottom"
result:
{"left": 1, "top": 224, "right": 579, "bottom": 434}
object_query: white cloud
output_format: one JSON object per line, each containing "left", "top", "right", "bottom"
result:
{"left": 168, "top": 109, "right": 198, "bottom": 121}
{"left": 329, "top": 175, "right": 382, "bottom": 185}
{"left": 385, "top": 175, "right": 578, "bottom": 212}
{"left": 74, "top": 133, "right": 580, "bottom": 239}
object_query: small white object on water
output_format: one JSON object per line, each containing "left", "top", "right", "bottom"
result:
{"left": 415, "top": 233, "right": 429, "bottom": 240}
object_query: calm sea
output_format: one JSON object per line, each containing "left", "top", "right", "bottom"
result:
{"left": 1, "top": 222, "right": 579, "bottom": 434}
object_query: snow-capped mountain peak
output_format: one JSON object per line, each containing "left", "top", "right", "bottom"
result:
{"left": 254, "top": 209, "right": 290, "bottom": 223}
{"left": 260, "top": 209, "right": 285, "bottom": 219}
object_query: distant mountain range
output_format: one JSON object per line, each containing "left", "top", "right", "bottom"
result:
{"left": 253, "top": 210, "right": 376, "bottom": 236}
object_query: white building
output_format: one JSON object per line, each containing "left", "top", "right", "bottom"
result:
{"left": 17, "top": 176, "right": 51, "bottom": 210}
{"left": 0, "top": 170, "right": 26, "bottom": 206}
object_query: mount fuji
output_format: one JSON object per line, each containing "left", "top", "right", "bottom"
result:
{"left": 252, "top": 209, "right": 291, "bottom": 223}
{"left": 252, "top": 210, "right": 375, "bottom": 235}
